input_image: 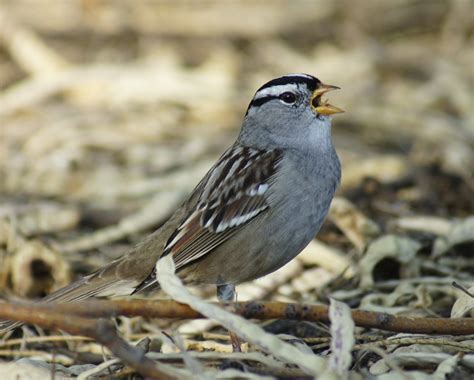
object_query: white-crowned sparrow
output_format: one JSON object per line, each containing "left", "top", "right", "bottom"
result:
{"left": 1, "top": 73, "right": 342, "bottom": 333}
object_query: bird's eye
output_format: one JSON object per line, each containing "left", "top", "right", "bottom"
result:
{"left": 279, "top": 92, "right": 297, "bottom": 104}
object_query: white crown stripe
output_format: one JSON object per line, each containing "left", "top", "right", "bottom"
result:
{"left": 254, "top": 83, "right": 299, "bottom": 99}
{"left": 285, "top": 73, "right": 314, "bottom": 79}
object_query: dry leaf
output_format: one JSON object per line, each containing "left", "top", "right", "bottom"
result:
{"left": 329, "top": 197, "right": 380, "bottom": 252}
{"left": 155, "top": 255, "right": 327, "bottom": 376}
{"left": 328, "top": 298, "right": 355, "bottom": 375}
{"left": 451, "top": 286, "right": 474, "bottom": 318}
{"left": 359, "top": 235, "right": 421, "bottom": 288}
{"left": 433, "top": 216, "right": 474, "bottom": 257}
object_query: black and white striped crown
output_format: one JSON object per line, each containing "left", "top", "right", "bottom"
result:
{"left": 246, "top": 74, "right": 321, "bottom": 113}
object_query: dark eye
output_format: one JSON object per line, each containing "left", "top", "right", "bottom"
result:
{"left": 279, "top": 92, "right": 296, "bottom": 104}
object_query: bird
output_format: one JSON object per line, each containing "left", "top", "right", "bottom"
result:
{"left": 0, "top": 73, "right": 343, "bottom": 339}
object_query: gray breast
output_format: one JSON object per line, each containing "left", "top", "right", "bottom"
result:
{"left": 235, "top": 150, "right": 340, "bottom": 280}
{"left": 185, "top": 149, "right": 340, "bottom": 285}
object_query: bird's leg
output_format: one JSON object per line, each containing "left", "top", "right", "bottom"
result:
{"left": 216, "top": 283, "right": 242, "bottom": 352}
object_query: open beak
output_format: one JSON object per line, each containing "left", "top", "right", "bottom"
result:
{"left": 312, "top": 83, "right": 344, "bottom": 116}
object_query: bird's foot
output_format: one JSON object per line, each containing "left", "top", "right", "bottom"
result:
{"left": 216, "top": 283, "right": 242, "bottom": 352}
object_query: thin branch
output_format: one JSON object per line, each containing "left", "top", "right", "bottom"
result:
{"left": 452, "top": 281, "right": 474, "bottom": 298}
{"left": 353, "top": 337, "right": 474, "bottom": 351}
{"left": 0, "top": 335, "right": 92, "bottom": 348}
{"left": 1, "top": 299, "right": 473, "bottom": 335}
{"left": 0, "top": 303, "right": 175, "bottom": 380}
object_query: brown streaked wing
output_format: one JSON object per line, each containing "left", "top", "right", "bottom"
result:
{"left": 164, "top": 147, "right": 283, "bottom": 270}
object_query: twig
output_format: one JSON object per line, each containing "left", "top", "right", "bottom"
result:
{"left": 0, "top": 335, "right": 92, "bottom": 348}
{"left": 354, "top": 337, "right": 474, "bottom": 352}
{"left": 1, "top": 299, "right": 474, "bottom": 335}
{"left": 0, "top": 303, "right": 176, "bottom": 380}
{"left": 77, "top": 358, "right": 121, "bottom": 380}
{"left": 311, "top": 334, "right": 474, "bottom": 353}
{"left": 0, "top": 10, "right": 68, "bottom": 76}
{"left": 452, "top": 281, "right": 474, "bottom": 298}
{"left": 0, "top": 349, "right": 73, "bottom": 365}
{"left": 201, "top": 332, "right": 387, "bottom": 344}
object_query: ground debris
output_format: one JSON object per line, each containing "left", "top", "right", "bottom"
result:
{"left": 0, "top": 1, "right": 472, "bottom": 379}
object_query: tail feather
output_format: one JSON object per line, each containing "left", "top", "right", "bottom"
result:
{"left": 0, "top": 273, "right": 140, "bottom": 336}
{"left": 0, "top": 223, "right": 168, "bottom": 336}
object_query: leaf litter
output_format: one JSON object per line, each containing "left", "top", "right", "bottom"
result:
{"left": 0, "top": 1, "right": 473, "bottom": 378}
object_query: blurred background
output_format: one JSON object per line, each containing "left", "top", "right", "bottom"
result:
{"left": 1, "top": 0, "right": 473, "bottom": 292}
{"left": 1, "top": 0, "right": 473, "bottom": 294}
{"left": 0, "top": 0, "right": 474, "bottom": 373}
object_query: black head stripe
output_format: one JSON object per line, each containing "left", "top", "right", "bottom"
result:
{"left": 245, "top": 95, "right": 278, "bottom": 115}
{"left": 249, "top": 95, "right": 277, "bottom": 108}
{"left": 256, "top": 74, "right": 320, "bottom": 93}
{"left": 245, "top": 74, "right": 321, "bottom": 116}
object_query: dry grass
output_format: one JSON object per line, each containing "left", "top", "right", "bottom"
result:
{"left": 0, "top": 1, "right": 473, "bottom": 379}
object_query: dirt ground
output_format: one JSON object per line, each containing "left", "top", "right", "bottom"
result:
{"left": 0, "top": 1, "right": 473, "bottom": 379}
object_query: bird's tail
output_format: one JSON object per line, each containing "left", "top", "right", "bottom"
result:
{"left": 0, "top": 275, "right": 91, "bottom": 336}
{"left": 0, "top": 268, "right": 140, "bottom": 336}
{"left": 0, "top": 231, "right": 167, "bottom": 336}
